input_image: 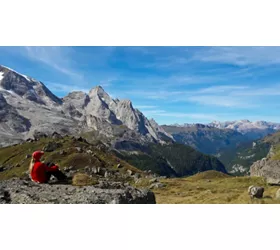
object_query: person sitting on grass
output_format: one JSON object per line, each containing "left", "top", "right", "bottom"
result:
{"left": 29, "top": 150, "right": 67, "bottom": 183}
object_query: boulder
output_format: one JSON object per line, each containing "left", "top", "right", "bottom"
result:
{"left": 275, "top": 189, "right": 280, "bottom": 200}
{"left": 250, "top": 159, "right": 280, "bottom": 185}
{"left": 127, "top": 169, "right": 133, "bottom": 176}
{"left": 248, "top": 185, "right": 264, "bottom": 199}
{"left": 25, "top": 154, "right": 31, "bottom": 159}
{"left": 43, "top": 142, "right": 62, "bottom": 152}
{"left": 0, "top": 179, "right": 156, "bottom": 204}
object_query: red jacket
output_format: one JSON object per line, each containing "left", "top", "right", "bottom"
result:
{"left": 31, "top": 161, "right": 58, "bottom": 183}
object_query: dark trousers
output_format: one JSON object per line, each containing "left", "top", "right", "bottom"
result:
{"left": 45, "top": 162, "right": 67, "bottom": 182}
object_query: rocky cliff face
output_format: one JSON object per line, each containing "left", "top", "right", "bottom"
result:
{"left": 0, "top": 65, "right": 172, "bottom": 147}
{"left": 250, "top": 158, "right": 280, "bottom": 185}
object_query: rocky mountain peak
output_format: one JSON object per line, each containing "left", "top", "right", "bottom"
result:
{"left": 0, "top": 65, "right": 62, "bottom": 106}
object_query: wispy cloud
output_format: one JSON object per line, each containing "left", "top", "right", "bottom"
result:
{"left": 23, "top": 46, "right": 83, "bottom": 79}
{"left": 191, "top": 47, "right": 280, "bottom": 66}
{"left": 134, "top": 105, "right": 158, "bottom": 109}
{"left": 45, "top": 82, "right": 90, "bottom": 94}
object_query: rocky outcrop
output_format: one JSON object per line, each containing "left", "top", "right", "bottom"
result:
{"left": 250, "top": 158, "right": 280, "bottom": 185}
{"left": 0, "top": 178, "right": 156, "bottom": 204}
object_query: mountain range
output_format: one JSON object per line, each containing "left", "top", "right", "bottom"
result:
{"left": 0, "top": 65, "right": 227, "bottom": 177}
{"left": 0, "top": 65, "right": 172, "bottom": 148}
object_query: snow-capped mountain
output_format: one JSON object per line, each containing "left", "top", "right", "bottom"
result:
{"left": 208, "top": 120, "right": 280, "bottom": 139}
{"left": 0, "top": 65, "right": 172, "bottom": 147}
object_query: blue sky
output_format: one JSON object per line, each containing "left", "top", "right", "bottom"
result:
{"left": 1, "top": 46, "right": 280, "bottom": 125}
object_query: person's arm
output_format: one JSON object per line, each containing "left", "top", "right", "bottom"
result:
{"left": 44, "top": 163, "right": 59, "bottom": 172}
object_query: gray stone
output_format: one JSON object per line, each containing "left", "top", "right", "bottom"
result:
{"left": 149, "top": 178, "right": 158, "bottom": 184}
{"left": 43, "top": 142, "right": 62, "bottom": 152}
{"left": 248, "top": 186, "right": 264, "bottom": 199}
{"left": 0, "top": 179, "right": 156, "bottom": 204}
{"left": 76, "top": 147, "right": 82, "bottom": 153}
{"left": 149, "top": 182, "right": 166, "bottom": 189}
{"left": 250, "top": 159, "right": 280, "bottom": 185}
{"left": 127, "top": 169, "right": 133, "bottom": 176}
{"left": 276, "top": 189, "right": 280, "bottom": 200}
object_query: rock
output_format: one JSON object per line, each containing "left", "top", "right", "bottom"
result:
{"left": 33, "top": 131, "right": 47, "bottom": 140}
{"left": 0, "top": 179, "right": 156, "bottom": 204}
{"left": 26, "top": 138, "right": 34, "bottom": 143}
{"left": 149, "top": 178, "right": 158, "bottom": 184}
{"left": 52, "top": 132, "right": 62, "bottom": 139}
{"left": 134, "top": 173, "right": 141, "bottom": 179}
{"left": 76, "top": 137, "right": 88, "bottom": 143}
{"left": 276, "top": 189, "right": 280, "bottom": 200}
{"left": 43, "top": 142, "right": 62, "bottom": 152}
{"left": 116, "top": 163, "right": 122, "bottom": 169}
{"left": 15, "top": 164, "right": 20, "bottom": 168}
{"left": 248, "top": 186, "right": 264, "bottom": 199}
{"left": 104, "top": 171, "right": 110, "bottom": 178}
{"left": 25, "top": 154, "right": 31, "bottom": 159}
{"left": 127, "top": 169, "right": 133, "bottom": 176}
{"left": 0, "top": 166, "right": 5, "bottom": 172}
{"left": 59, "top": 150, "right": 66, "bottom": 155}
{"left": 149, "top": 182, "right": 166, "bottom": 189}
{"left": 76, "top": 147, "right": 82, "bottom": 153}
{"left": 250, "top": 159, "right": 280, "bottom": 185}
{"left": 86, "top": 150, "right": 93, "bottom": 154}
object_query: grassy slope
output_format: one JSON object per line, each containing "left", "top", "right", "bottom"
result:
{"left": 149, "top": 171, "right": 280, "bottom": 204}
{"left": 0, "top": 136, "right": 140, "bottom": 181}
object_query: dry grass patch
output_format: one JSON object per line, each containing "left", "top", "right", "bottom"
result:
{"left": 151, "top": 171, "right": 280, "bottom": 204}
{"left": 72, "top": 173, "right": 98, "bottom": 186}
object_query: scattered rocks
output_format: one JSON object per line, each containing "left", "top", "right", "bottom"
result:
{"left": 0, "top": 179, "right": 156, "bottom": 204}
{"left": 116, "top": 163, "right": 122, "bottom": 169}
{"left": 43, "top": 142, "right": 62, "bottom": 152}
{"left": 248, "top": 186, "right": 264, "bottom": 199}
{"left": 149, "top": 178, "right": 159, "bottom": 184}
{"left": 33, "top": 131, "right": 47, "bottom": 140}
{"left": 52, "top": 132, "right": 62, "bottom": 139}
{"left": 133, "top": 173, "right": 141, "bottom": 179}
{"left": 86, "top": 150, "right": 93, "bottom": 154}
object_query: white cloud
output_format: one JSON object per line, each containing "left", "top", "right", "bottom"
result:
{"left": 45, "top": 82, "right": 90, "bottom": 95}
{"left": 192, "top": 47, "right": 280, "bottom": 66}
{"left": 23, "top": 46, "right": 83, "bottom": 79}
